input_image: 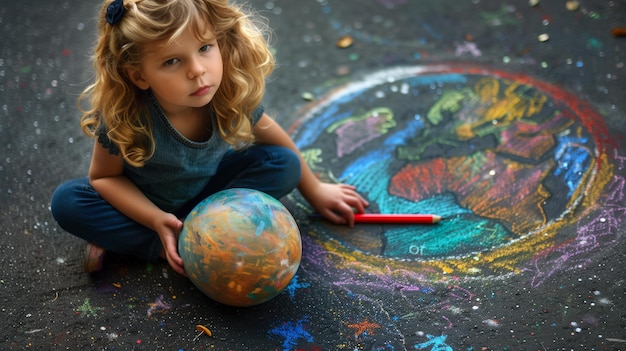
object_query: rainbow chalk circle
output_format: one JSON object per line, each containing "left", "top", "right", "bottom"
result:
{"left": 178, "top": 188, "right": 302, "bottom": 307}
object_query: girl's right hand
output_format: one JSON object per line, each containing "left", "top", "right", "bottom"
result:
{"left": 305, "top": 182, "right": 369, "bottom": 227}
{"left": 154, "top": 212, "right": 186, "bottom": 276}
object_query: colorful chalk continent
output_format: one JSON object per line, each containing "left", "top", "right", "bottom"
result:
{"left": 179, "top": 188, "right": 302, "bottom": 306}
{"left": 287, "top": 64, "right": 615, "bottom": 280}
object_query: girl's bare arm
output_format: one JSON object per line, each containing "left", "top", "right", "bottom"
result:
{"left": 88, "top": 141, "right": 185, "bottom": 275}
{"left": 253, "top": 114, "right": 368, "bottom": 227}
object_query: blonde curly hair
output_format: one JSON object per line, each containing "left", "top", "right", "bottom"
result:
{"left": 79, "top": 0, "right": 275, "bottom": 167}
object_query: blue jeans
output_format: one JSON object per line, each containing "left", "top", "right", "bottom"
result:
{"left": 51, "top": 145, "right": 301, "bottom": 262}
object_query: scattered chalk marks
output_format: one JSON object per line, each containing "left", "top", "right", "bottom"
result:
{"left": 284, "top": 274, "right": 310, "bottom": 299}
{"left": 75, "top": 297, "right": 104, "bottom": 318}
{"left": 528, "top": 172, "right": 626, "bottom": 287}
{"left": 268, "top": 316, "right": 314, "bottom": 351}
{"left": 347, "top": 318, "right": 381, "bottom": 337}
{"left": 454, "top": 41, "right": 482, "bottom": 57}
{"left": 413, "top": 333, "right": 453, "bottom": 351}
{"left": 146, "top": 294, "right": 171, "bottom": 318}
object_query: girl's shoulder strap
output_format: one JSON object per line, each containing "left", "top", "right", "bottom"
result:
{"left": 96, "top": 123, "right": 121, "bottom": 156}
{"left": 251, "top": 105, "right": 265, "bottom": 125}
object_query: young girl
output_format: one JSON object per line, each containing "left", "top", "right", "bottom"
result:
{"left": 51, "top": 0, "right": 368, "bottom": 276}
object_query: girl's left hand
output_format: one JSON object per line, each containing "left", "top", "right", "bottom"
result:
{"left": 153, "top": 212, "right": 187, "bottom": 276}
{"left": 307, "top": 182, "right": 369, "bottom": 227}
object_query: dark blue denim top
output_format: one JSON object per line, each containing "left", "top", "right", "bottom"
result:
{"left": 97, "top": 91, "right": 263, "bottom": 212}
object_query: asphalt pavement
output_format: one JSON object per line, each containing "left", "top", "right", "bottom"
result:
{"left": 1, "top": 0, "right": 626, "bottom": 350}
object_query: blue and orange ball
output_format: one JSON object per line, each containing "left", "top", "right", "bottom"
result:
{"left": 178, "top": 188, "right": 302, "bottom": 307}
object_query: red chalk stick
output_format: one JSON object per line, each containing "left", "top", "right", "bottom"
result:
{"left": 309, "top": 213, "right": 442, "bottom": 224}
{"left": 352, "top": 214, "right": 441, "bottom": 224}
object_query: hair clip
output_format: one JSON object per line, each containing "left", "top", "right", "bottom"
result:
{"left": 106, "top": 0, "right": 125, "bottom": 26}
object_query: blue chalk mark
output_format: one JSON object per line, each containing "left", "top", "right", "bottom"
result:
{"left": 374, "top": 342, "right": 396, "bottom": 350}
{"left": 268, "top": 317, "right": 314, "bottom": 351}
{"left": 406, "top": 74, "right": 466, "bottom": 88}
{"left": 553, "top": 135, "right": 591, "bottom": 197}
{"left": 284, "top": 275, "right": 310, "bottom": 299}
{"left": 296, "top": 106, "right": 352, "bottom": 148}
{"left": 414, "top": 334, "right": 453, "bottom": 351}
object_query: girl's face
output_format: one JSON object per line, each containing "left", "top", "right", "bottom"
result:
{"left": 127, "top": 25, "right": 223, "bottom": 117}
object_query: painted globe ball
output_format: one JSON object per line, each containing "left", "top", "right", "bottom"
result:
{"left": 178, "top": 188, "right": 302, "bottom": 307}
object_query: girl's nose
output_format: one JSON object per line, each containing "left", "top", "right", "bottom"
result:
{"left": 188, "top": 58, "right": 206, "bottom": 79}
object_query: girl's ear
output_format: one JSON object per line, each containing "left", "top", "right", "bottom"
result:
{"left": 125, "top": 66, "right": 150, "bottom": 90}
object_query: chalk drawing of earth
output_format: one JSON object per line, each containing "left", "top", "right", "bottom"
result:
{"left": 287, "top": 64, "right": 615, "bottom": 278}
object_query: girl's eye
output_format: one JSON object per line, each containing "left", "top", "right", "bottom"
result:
{"left": 199, "top": 44, "right": 211, "bottom": 53}
{"left": 164, "top": 58, "right": 180, "bottom": 66}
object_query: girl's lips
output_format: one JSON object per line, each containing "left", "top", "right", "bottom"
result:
{"left": 191, "top": 86, "right": 211, "bottom": 97}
